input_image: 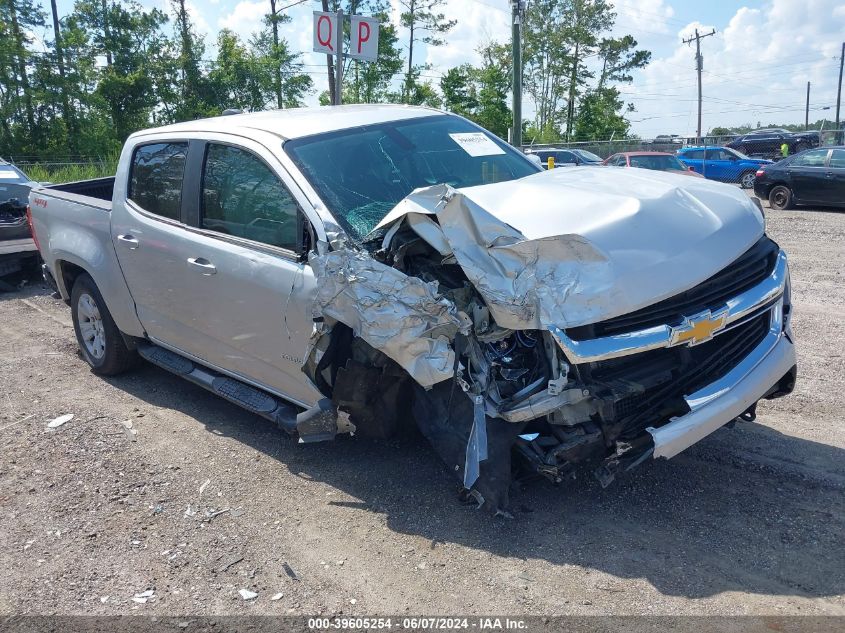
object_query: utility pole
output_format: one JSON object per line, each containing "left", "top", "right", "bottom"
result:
{"left": 836, "top": 42, "right": 844, "bottom": 143}
{"left": 322, "top": 0, "right": 336, "bottom": 105}
{"left": 805, "top": 81, "right": 810, "bottom": 130}
{"left": 682, "top": 28, "right": 716, "bottom": 143}
{"left": 334, "top": 7, "right": 344, "bottom": 105}
{"left": 510, "top": 1, "right": 525, "bottom": 148}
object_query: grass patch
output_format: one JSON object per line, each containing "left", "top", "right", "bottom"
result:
{"left": 16, "top": 156, "right": 118, "bottom": 184}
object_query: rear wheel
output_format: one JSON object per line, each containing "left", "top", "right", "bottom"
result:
{"left": 739, "top": 171, "right": 756, "bottom": 189}
{"left": 795, "top": 141, "right": 809, "bottom": 153}
{"left": 70, "top": 273, "right": 138, "bottom": 375}
{"left": 768, "top": 185, "right": 793, "bottom": 210}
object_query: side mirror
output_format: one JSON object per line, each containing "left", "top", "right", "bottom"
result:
{"left": 526, "top": 154, "right": 542, "bottom": 168}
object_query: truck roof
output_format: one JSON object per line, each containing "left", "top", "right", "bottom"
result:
{"left": 131, "top": 104, "right": 444, "bottom": 141}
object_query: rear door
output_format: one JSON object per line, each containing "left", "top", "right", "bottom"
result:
{"left": 787, "top": 149, "right": 829, "bottom": 203}
{"left": 111, "top": 140, "right": 193, "bottom": 344}
{"left": 679, "top": 149, "right": 704, "bottom": 174}
{"left": 703, "top": 148, "right": 732, "bottom": 181}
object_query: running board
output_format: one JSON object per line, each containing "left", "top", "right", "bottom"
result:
{"left": 137, "top": 342, "right": 302, "bottom": 435}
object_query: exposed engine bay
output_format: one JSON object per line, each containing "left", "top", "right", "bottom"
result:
{"left": 300, "top": 179, "right": 795, "bottom": 516}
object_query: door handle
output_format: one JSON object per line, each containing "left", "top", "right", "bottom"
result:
{"left": 187, "top": 257, "right": 217, "bottom": 275}
{"left": 117, "top": 234, "right": 139, "bottom": 250}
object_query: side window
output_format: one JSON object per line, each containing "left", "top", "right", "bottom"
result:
{"left": 684, "top": 150, "right": 703, "bottom": 159}
{"left": 201, "top": 144, "right": 301, "bottom": 251}
{"left": 559, "top": 152, "right": 576, "bottom": 164}
{"left": 829, "top": 149, "right": 845, "bottom": 169}
{"left": 128, "top": 142, "right": 188, "bottom": 220}
{"left": 791, "top": 149, "right": 828, "bottom": 167}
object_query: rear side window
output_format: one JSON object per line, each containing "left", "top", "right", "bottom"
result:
{"left": 201, "top": 144, "right": 301, "bottom": 251}
{"left": 791, "top": 149, "right": 827, "bottom": 167}
{"left": 128, "top": 142, "right": 188, "bottom": 220}
{"left": 683, "top": 150, "right": 704, "bottom": 159}
{"left": 828, "top": 149, "right": 845, "bottom": 168}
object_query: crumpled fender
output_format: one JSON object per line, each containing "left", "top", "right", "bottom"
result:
{"left": 309, "top": 248, "right": 466, "bottom": 388}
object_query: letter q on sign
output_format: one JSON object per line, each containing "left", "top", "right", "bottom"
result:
{"left": 312, "top": 11, "right": 336, "bottom": 54}
{"left": 350, "top": 15, "right": 379, "bottom": 62}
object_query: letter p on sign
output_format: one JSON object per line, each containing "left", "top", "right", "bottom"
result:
{"left": 350, "top": 15, "right": 379, "bottom": 62}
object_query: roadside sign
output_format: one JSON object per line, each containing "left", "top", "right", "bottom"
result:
{"left": 350, "top": 15, "right": 379, "bottom": 62}
{"left": 312, "top": 11, "right": 337, "bottom": 54}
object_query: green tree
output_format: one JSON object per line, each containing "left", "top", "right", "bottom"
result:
{"left": 572, "top": 86, "right": 631, "bottom": 141}
{"left": 472, "top": 43, "right": 511, "bottom": 139}
{"left": 563, "top": 0, "right": 614, "bottom": 139}
{"left": 170, "top": 0, "right": 210, "bottom": 119}
{"left": 0, "top": 0, "right": 46, "bottom": 151}
{"left": 398, "top": 0, "right": 455, "bottom": 102}
{"left": 440, "top": 64, "right": 477, "bottom": 117}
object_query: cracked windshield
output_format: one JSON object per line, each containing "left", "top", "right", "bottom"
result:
{"left": 285, "top": 115, "right": 538, "bottom": 240}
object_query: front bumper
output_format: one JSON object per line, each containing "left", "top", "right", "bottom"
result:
{"left": 647, "top": 299, "right": 795, "bottom": 459}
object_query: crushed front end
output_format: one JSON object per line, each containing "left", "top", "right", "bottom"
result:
{"left": 304, "top": 177, "right": 796, "bottom": 515}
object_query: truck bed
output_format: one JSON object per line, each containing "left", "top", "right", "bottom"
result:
{"left": 37, "top": 177, "right": 115, "bottom": 210}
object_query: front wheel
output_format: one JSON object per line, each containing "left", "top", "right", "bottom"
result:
{"left": 739, "top": 171, "right": 756, "bottom": 189}
{"left": 70, "top": 273, "right": 138, "bottom": 375}
{"left": 768, "top": 185, "right": 794, "bottom": 210}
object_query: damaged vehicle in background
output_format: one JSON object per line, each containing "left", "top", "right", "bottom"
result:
{"left": 0, "top": 160, "right": 39, "bottom": 283}
{"left": 29, "top": 106, "right": 797, "bottom": 515}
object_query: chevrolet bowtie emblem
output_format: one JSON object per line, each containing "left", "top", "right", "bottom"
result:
{"left": 668, "top": 308, "right": 730, "bottom": 347}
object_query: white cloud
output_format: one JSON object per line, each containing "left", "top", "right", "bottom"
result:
{"left": 611, "top": 0, "right": 676, "bottom": 37}
{"left": 420, "top": 1, "right": 511, "bottom": 71}
{"left": 622, "top": 0, "right": 845, "bottom": 137}
{"left": 218, "top": 1, "right": 266, "bottom": 40}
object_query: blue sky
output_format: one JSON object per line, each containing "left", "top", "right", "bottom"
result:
{"left": 37, "top": 0, "right": 845, "bottom": 137}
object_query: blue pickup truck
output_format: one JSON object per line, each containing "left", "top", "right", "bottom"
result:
{"left": 677, "top": 146, "right": 773, "bottom": 189}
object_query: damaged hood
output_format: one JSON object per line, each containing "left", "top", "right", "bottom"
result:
{"left": 376, "top": 166, "right": 765, "bottom": 330}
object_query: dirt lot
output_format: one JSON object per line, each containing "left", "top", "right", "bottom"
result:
{"left": 1, "top": 198, "right": 843, "bottom": 617}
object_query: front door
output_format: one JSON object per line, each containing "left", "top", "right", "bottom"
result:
{"left": 172, "top": 140, "right": 322, "bottom": 407}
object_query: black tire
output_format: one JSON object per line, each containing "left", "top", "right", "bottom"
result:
{"left": 739, "top": 170, "right": 756, "bottom": 189}
{"left": 768, "top": 185, "right": 794, "bottom": 210}
{"left": 795, "top": 142, "right": 809, "bottom": 153}
{"left": 70, "top": 273, "right": 138, "bottom": 375}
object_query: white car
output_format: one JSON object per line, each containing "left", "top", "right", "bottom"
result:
{"left": 29, "top": 105, "right": 796, "bottom": 514}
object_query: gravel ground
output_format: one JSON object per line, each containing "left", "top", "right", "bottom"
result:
{"left": 0, "top": 196, "right": 843, "bottom": 616}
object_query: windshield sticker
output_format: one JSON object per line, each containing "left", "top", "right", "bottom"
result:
{"left": 0, "top": 169, "right": 20, "bottom": 179}
{"left": 449, "top": 133, "right": 506, "bottom": 157}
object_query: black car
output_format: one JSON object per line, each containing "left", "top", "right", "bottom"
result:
{"left": 528, "top": 148, "right": 603, "bottom": 168}
{"left": 753, "top": 146, "right": 845, "bottom": 209}
{"left": 727, "top": 128, "right": 819, "bottom": 157}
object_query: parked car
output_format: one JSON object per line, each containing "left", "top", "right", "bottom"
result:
{"left": 527, "top": 148, "right": 603, "bottom": 168}
{"left": 753, "top": 146, "right": 845, "bottom": 210}
{"left": 677, "top": 146, "right": 773, "bottom": 188}
{"left": 0, "top": 161, "right": 39, "bottom": 281}
{"left": 726, "top": 128, "right": 820, "bottom": 157}
{"left": 604, "top": 151, "right": 703, "bottom": 177}
{"left": 647, "top": 134, "right": 684, "bottom": 146}
{"left": 30, "top": 105, "right": 796, "bottom": 513}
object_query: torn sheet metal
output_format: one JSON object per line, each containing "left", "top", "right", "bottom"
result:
{"left": 463, "top": 395, "right": 488, "bottom": 489}
{"left": 375, "top": 168, "right": 765, "bottom": 329}
{"left": 309, "top": 248, "right": 465, "bottom": 388}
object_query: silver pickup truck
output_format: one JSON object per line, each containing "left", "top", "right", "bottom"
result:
{"left": 30, "top": 105, "right": 797, "bottom": 514}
